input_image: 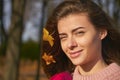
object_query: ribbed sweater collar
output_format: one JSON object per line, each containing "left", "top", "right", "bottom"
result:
{"left": 74, "top": 63, "right": 120, "bottom": 80}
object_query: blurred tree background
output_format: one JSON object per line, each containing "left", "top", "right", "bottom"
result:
{"left": 0, "top": 0, "right": 120, "bottom": 80}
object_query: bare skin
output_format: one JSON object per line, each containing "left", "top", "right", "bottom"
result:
{"left": 57, "top": 14, "right": 108, "bottom": 77}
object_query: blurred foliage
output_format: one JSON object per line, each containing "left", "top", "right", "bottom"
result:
{"left": 0, "top": 44, "right": 5, "bottom": 56}
{"left": 20, "top": 40, "right": 39, "bottom": 61}
{"left": 0, "top": 40, "right": 40, "bottom": 60}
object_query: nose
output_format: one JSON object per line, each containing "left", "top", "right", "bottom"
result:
{"left": 67, "top": 37, "right": 77, "bottom": 50}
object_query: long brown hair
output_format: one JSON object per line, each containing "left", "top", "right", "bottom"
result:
{"left": 42, "top": 0, "right": 120, "bottom": 78}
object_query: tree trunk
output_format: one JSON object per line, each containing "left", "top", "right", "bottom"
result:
{"left": 0, "top": 0, "right": 4, "bottom": 43}
{"left": 113, "top": 0, "right": 120, "bottom": 27}
{"left": 4, "top": 0, "right": 26, "bottom": 80}
{"left": 0, "top": 0, "right": 8, "bottom": 57}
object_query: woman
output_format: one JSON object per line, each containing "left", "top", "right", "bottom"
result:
{"left": 42, "top": 0, "right": 120, "bottom": 80}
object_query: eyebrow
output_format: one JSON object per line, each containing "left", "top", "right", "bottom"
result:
{"left": 72, "top": 27, "right": 85, "bottom": 33}
{"left": 59, "top": 27, "right": 85, "bottom": 35}
{"left": 59, "top": 33, "right": 66, "bottom": 36}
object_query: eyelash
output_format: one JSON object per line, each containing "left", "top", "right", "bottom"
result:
{"left": 76, "top": 31, "right": 85, "bottom": 35}
{"left": 59, "top": 36, "right": 66, "bottom": 40}
{"left": 59, "top": 31, "right": 85, "bottom": 40}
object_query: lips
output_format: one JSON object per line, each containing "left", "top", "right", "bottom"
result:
{"left": 69, "top": 50, "right": 83, "bottom": 58}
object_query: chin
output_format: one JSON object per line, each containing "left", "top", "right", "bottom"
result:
{"left": 71, "top": 60, "right": 82, "bottom": 66}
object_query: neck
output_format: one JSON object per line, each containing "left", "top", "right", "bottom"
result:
{"left": 78, "top": 58, "right": 108, "bottom": 75}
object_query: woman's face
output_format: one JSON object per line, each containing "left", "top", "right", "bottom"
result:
{"left": 57, "top": 14, "right": 106, "bottom": 66}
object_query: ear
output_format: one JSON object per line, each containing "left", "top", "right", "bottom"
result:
{"left": 99, "top": 29, "right": 107, "bottom": 40}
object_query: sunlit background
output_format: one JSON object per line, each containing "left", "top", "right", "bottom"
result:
{"left": 0, "top": 0, "right": 120, "bottom": 80}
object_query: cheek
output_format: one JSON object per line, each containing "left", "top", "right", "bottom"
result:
{"left": 80, "top": 35, "right": 101, "bottom": 53}
{"left": 77, "top": 36, "right": 95, "bottom": 48}
{"left": 77, "top": 37, "right": 89, "bottom": 46}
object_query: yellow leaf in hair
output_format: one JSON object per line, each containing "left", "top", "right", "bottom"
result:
{"left": 42, "top": 53, "right": 56, "bottom": 65}
{"left": 43, "top": 28, "right": 54, "bottom": 46}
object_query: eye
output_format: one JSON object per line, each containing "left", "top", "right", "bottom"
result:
{"left": 75, "top": 31, "right": 85, "bottom": 36}
{"left": 59, "top": 35, "right": 67, "bottom": 41}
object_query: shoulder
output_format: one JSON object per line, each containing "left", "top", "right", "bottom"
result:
{"left": 104, "top": 63, "right": 120, "bottom": 79}
{"left": 50, "top": 71, "right": 72, "bottom": 80}
{"left": 105, "top": 63, "right": 120, "bottom": 73}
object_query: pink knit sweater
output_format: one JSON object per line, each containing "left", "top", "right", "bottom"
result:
{"left": 50, "top": 63, "right": 120, "bottom": 80}
{"left": 73, "top": 63, "right": 120, "bottom": 80}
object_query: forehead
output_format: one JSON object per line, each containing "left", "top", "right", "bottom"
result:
{"left": 57, "top": 13, "right": 95, "bottom": 32}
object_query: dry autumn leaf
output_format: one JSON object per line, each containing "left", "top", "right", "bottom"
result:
{"left": 43, "top": 28, "right": 54, "bottom": 46}
{"left": 42, "top": 53, "right": 56, "bottom": 65}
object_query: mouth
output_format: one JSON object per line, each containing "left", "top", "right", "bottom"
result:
{"left": 69, "top": 50, "right": 83, "bottom": 58}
